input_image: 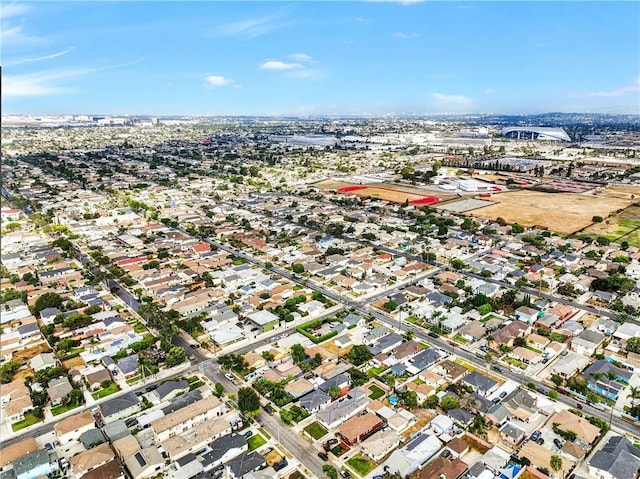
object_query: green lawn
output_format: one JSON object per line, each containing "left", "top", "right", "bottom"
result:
{"left": 304, "top": 421, "right": 328, "bottom": 440}
{"left": 51, "top": 403, "right": 82, "bottom": 416}
{"left": 12, "top": 413, "right": 43, "bottom": 431}
{"left": 247, "top": 434, "right": 267, "bottom": 451}
{"left": 366, "top": 366, "right": 386, "bottom": 378}
{"left": 258, "top": 428, "right": 271, "bottom": 439}
{"left": 126, "top": 375, "right": 142, "bottom": 384}
{"left": 368, "top": 384, "right": 386, "bottom": 400}
{"left": 92, "top": 382, "right": 120, "bottom": 400}
{"left": 131, "top": 321, "right": 148, "bottom": 334}
{"left": 505, "top": 357, "right": 526, "bottom": 369}
{"left": 346, "top": 455, "right": 374, "bottom": 476}
{"left": 412, "top": 378, "right": 425, "bottom": 385}
{"left": 419, "top": 341, "right": 431, "bottom": 349}
{"left": 453, "top": 334, "right": 469, "bottom": 345}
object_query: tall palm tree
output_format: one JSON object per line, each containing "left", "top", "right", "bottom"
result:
{"left": 550, "top": 454, "right": 563, "bottom": 478}
{"left": 605, "top": 370, "right": 619, "bottom": 428}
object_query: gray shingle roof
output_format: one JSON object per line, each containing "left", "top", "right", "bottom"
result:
{"left": 589, "top": 435, "right": 640, "bottom": 479}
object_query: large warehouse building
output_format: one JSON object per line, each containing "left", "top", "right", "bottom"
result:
{"left": 501, "top": 127, "right": 571, "bottom": 141}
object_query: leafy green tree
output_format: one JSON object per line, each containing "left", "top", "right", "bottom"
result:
{"left": 440, "top": 396, "right": 459, "bottom": 411}
{"left": 327, "top": 386, "right": 341, "bottom": 399}
{"left": 511, "top": 223, "right": 525, "bottom": 234}
{"left": 400, "top": 390, "right": 418, "bottom": 408}
{"left": 0, "top": 361, "right": 21, "bottom": 383}
{"left": 423, "top": 395, "right": 439, "bottom": 409}
{"left": 33, "top": 292, "right": 63, "bottom": 314}
{"left": 165, "top": 346, "right": 186, "bottom": 367}
{"left": 346, "top": 345, "right": 373, "bottom": 366}
{"left": 291, "top": 344, "right": 308, "bottom": 364}
{"left": 214, "top": 382, "right": 224, "bottom": 398}
{"left": 291, "top": 263, "right": 305, "bottom": 274}
{"left": 477, "top": 303, "right": 492, "bottom": 315}
{"left": 323, "top": 465, "right": 338, "bottom": 479}
{"left": 383, "top": 300, "right": 398, "bottom": 312}
{"left": 279, "top": 408, "right": 293, "bottom": 423}
{"left": 237, "top": 387, "right": 261, "bottom": 415}
{"left": 450, "top": 258, "right": 466, "bottom": 270}
{"left": 548, "top": 389, "right": 558, "bottom": 399}
{"left": 626, "top": 337, "right": 640, "bottom": 353}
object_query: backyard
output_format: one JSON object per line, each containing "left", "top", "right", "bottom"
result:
{"left": 346, "top": 454, "right": 375, "bottom": 476}
{"left": 368, "top": 384, "right": 386, "bottom": 400}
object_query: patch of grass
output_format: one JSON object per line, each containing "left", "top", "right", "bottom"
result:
{"left": 126, "top": 375, "right": 142, "bottom": 384}
{"left": 453, "top": 358, "right": 476, "bottom": 372}
{"left": 419, "top": 341, "right": 431, "bottom": 349}
{"left": 368, "top": 384, "right": 386, "bottom": 400}
{"left": 131, "top": 322, "right": 148, "bottom": 334}
{"left": 346, "top": 455, "right": 374, "bottom": 476}
{"left": 258, "top": 427, "right": 271, "bottom": 439}
{"left": 11, "top": 412, "right": 43, "bottom": 431}
{"left": 293, "top": 285, "right": 303, "bottom": 291}
{"left": 453, "top": 334, "right": 469, "bottom": 345}
{"left": 304, "top": 421, "right": 328, "bottom": 440}
{"left": 412, "top": 378, "right": 425, "bottom": 385}
{"left": 51, "top": 403, "right": 81, "bottom": 416}
{"left": 366, "top": 366, "right": 386, "bottom": 378}
{"left": 247, "top": 434, "right": 267, "bottom": 451}
{"left": 505, "top": 357, "right": 525, "bottom": 369}
{"left": 91, "top": 382, "right": 120, "bottom": 400}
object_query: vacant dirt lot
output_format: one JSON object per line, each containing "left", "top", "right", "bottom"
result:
{"left": 467, "top": 190, "right": 635, "bottom": 235}
{"left": 313, "top": 179, "right": 354, "bottom": 189}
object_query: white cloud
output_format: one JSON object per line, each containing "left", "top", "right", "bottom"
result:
{"left": 484, "top": 88, "right": 495, "bottom": 95}
{"left": 261, "top": 60, "right": 303, "bottom": 70}
{"left": 288, "top": 53, "right": 312, "bottom": 62}
{"left": 205, "top": 75, "right": 234, "bottom": 87}
{"left": 4, "top": 47, "right": 74, "bottom": 66}
{"left": 0, "top": 3, "right": 30, "bottom": 19}
{"left": 3, "top": 68, "right": 90, "bottom": 97}
{"left": 567, "top": 76, "right": 640, "bottom": 98}
{"left": 0, "top": 24, "right": 42, "bottom": 45}
{"left": 210, "top": 13, "right": 290, "bottom": 39}
{"left": 432, "top": 93, "right": 473, "bottom": 105}
{"left": 393, "top": 31, "right": 420, "bottom": 39}
{"left": 355, "top": 17, "right": 367, "bottom": 23}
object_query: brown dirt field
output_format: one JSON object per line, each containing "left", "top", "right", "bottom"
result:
{"left": 402, "top": 408, "right": 435, "bottom": 439}
{"left": 313, "top": 180, "right": 354, "bottom": 189}
{"left": 11, "top": 343, "right": 51, "bottom": 364}
{"left": 350, "top": 186, "right": 429, "bottom": 203}
{"left": 467, "top": 190, "right": 635, "bottom": 235}
{"left": 63, "top": 356, "right": 86, "bottom": 369}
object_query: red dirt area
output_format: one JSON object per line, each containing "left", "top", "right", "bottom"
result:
{"left": 337, "top": 186, "right": 367, "bottom": 193}
{"left": 409, "top": 197, "right": 440, "bottom": 205}
{"left": 337, "top": 185, "right": 440, "bottom": 206}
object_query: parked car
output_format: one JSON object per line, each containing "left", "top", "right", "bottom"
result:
{"left": 536, "top": 437, "right": 545, "bottom": 445}
{"left": 428, "top": 332, "right": 439, "bottom": 338}
{"left": 242, "top": 430, "right": 253, "bottom": 439}
{"left": 318, "top": 452, "right": 329, "bottom": 461}
{"left": 554, "top": 438, "right": 563, "bottom": 448}
{"left": 340, "top": 471, "right": 351, "bottom": 478}
{"left": 576, "top": 403, "right": 583, "bottom": 410}
{"left": 499, "top": 391, "right": 508, "bottom": 399}
{"left": 440, "top": 449, "right": 451, "bottom": 458}
{"left": 44, "top": 443, "right": 53, "bottom": 451}
{"left": 225, "top": 373, "right": 235, "bottom": 382}
{"left": 492, "top": 366, "right": 504, "bottom": 373}
{"left": 274, "top": 460, "right": 288, "bottom": 471}
{"left": 531, "top": 431, "right": 541, "bottom": 441}
{"left": 263, "top": 405, "right": 273, "bottom": 414}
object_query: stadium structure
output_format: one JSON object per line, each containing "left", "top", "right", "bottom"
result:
{"left": 501, "top": 127, "right": 571, "bottom": 142}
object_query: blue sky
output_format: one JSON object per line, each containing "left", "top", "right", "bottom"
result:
{"left": 2, "top": 1, "right": 639, "bottom": 116}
